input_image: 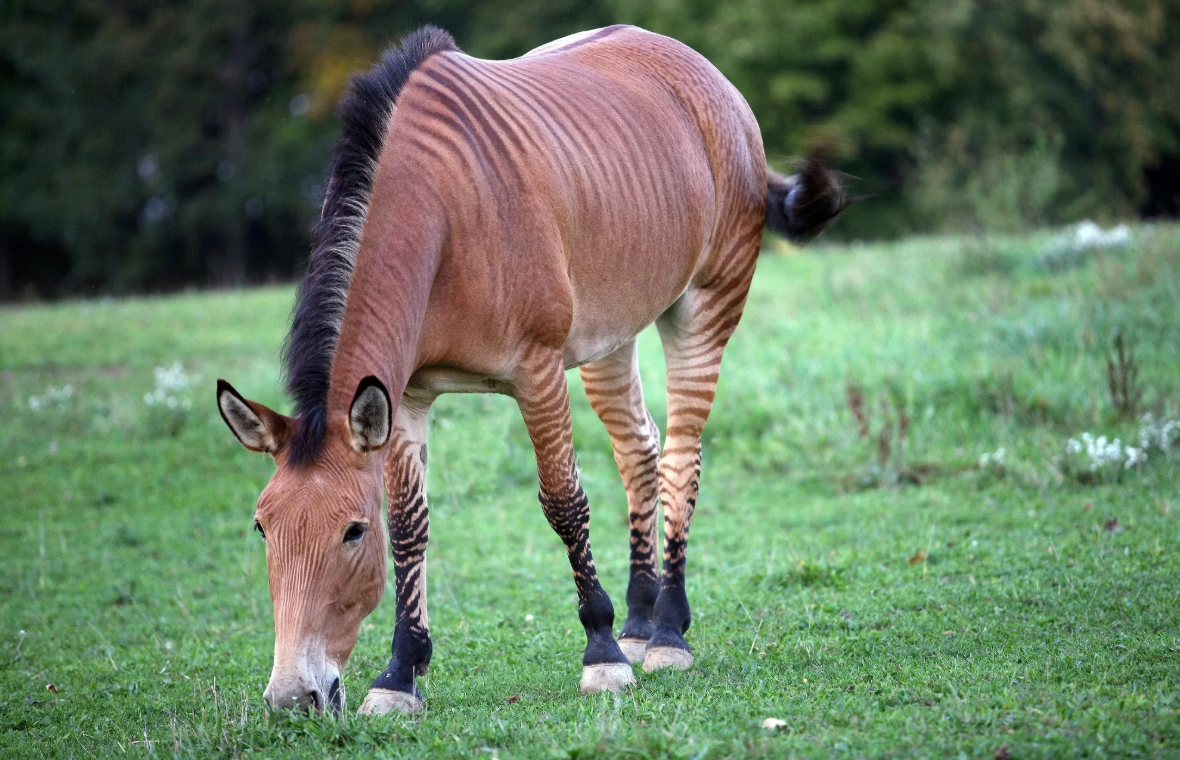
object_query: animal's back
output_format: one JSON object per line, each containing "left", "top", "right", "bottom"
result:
{"left": 384, "top": 26, "right": 766, "bottom": 373}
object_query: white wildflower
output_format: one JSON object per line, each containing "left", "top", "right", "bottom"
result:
{"left": 144, "top": 362, "right": 197, "bottom": 410}
{"left": 1070, "top": 433, "right": 1125, "bottom": 472}
{"left": 1138, "top": 416, "right": 1151, "bottom": 451}
{"left": 1039, "top": 221, "right": 1133, "bottom": 271}
{"left": 1138, "top": 413, "right": 1179, "bottom": 454}
{"left": 1061, "top": 427, "right": 1156, "bottom": 484}
{"left": 1070, "top": 220, "right": 1131, "bottom": 251}
{"left": 28, "top": 384, "right": 73, "bottom": 412}
{"left": 153, "top": 362, "right": 197, "bottom": 393}
{"left": 979, "top": 447, "right": 1006, "bottom": 470}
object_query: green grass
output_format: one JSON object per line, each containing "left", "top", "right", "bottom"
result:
{"left": 2, "top": 226, "right": 1179, "bottom": 758}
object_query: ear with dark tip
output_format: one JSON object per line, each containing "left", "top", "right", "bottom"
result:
{"left": 217, "top": 379, "right": 294, "bottom": 454}
{"left": 349, "top": 376, "right": 392, "bottom": 452}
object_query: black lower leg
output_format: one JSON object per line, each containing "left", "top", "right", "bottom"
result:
{"left": 619, "top": 546, "right": 659, "bottom": 642}
{"left": 372, "top": 620, "right": 431, "bottom": 696}
{"left": 648, "top": 534, "right": 692, "bottom": 651}
{"left": 649, "top": 448, "right": 699, "bottom": 653}
{"left": 619, "top": 413, "right": 660, "bottom": 642}
{"left": 540, "top": 484, "right": 629, "bottom": 667}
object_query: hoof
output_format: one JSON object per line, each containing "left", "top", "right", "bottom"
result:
{"left": 357, "top": 688, "right": 424, "bottom": 715}
{"left": 580, "top": 662, "right": 636, "bottom": 694}
{"left": 617, "top": 637, "right": 648, "bottom": 664}
{"left": 642, "top": 646, "right": 694, "bottom": 673}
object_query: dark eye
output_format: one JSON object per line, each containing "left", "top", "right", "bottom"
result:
{"left": 254, "top": 521, "right": 266, "bottom": 539}
{"left": 343, "top": 523, "right": 366, "bottom": 545}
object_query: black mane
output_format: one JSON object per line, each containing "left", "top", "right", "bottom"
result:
{"left": 282, "top": 26, "right": 458, "bottom": 466}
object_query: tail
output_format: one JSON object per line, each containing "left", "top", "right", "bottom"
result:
{"left": 764, "top": 158, "right": 845, "bottom": 243}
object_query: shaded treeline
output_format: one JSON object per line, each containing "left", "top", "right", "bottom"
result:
{"left": 1, "top": 0, "right": 1177, "bottom": 299}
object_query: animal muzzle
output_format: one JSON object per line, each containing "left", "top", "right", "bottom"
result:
{"left": 263, "top": 675, "right": 343, "bottom": 713}
{"left": 262, "top": 640, "right": 345, "bottom": 713}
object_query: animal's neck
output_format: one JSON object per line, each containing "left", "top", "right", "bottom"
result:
{"left": 327, "top": 175, "right": 445, "bottom": 420}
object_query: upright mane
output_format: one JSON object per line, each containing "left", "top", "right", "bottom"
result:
{"left": 282, "top": 26, "right": 458, "bottom": 466}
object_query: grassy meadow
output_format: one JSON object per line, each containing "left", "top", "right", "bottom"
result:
{"left": 1, "top": 226, "right": 1179, "bottom": 758}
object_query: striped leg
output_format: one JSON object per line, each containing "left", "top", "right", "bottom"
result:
{"left": 579, "top": 341, "right": 661, "bottom": 664}
{"left": 359, "top": 396, "right": 433, "bottom": 715}
{"left": 644, "top": 285, "right": 745, "bottom": 673}
{"left": 516, "top": 351, "right": 635, "bottom": 694}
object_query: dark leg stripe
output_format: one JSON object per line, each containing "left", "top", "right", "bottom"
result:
{"left": 372, "top": 442, "right": 432, "bottom": 695}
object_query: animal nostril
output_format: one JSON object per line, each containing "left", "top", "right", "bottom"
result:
{"left": 263, "top": 692, "right": 273, "bottom": 710}
{"left": 306, "top": 688, "right": 324, "bottom": 712}
{"left": 327, "top": 677, "right": 343, "bottom": 712}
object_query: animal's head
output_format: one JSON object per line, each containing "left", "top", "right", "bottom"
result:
{"left": 215, "top": 377, "right": 393, "bottom": 712}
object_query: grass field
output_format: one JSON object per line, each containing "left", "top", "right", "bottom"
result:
{"left": 2, "top": 226, "right": 1179, "bottom": 759}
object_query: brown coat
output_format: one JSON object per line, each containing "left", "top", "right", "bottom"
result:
{"left": 217, "top": 25, "right": 842, "bottom": 714}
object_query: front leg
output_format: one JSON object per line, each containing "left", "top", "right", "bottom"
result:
{"left": 516, "top": 352, "right": 635, "bottom": 695}
{"left": 359, "top": 396, "right": 433, "bottom": 715}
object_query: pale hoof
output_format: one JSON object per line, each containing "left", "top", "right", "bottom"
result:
{"left": 580, "top": 662, "right": 636, "bottom": 694}
{"left": 357, "top": 688, "right": 424, "bottom": 715}
{"left": 642, "top": 646, "right": 694, "bottom": 673}
{"left": 617, "top": 638, "right": 648, "bottom": 664}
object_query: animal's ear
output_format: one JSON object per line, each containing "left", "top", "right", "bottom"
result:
{"left": 217, "top": 380, "right": 294, "bottom": 454}
{"left": 349, "top": 376, "right": 392, "bottom": 452}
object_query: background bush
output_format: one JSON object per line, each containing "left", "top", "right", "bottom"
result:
{"left": 1, "top": 0, "right": 1177, "bottom": 298}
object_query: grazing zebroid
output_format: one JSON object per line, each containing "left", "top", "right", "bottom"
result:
{"left": 216, "top": 24, "right": 842, "bottom": 714}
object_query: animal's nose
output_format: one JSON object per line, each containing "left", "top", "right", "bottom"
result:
{"left": 262, "top": 685, "right": 324, "bottom": 712}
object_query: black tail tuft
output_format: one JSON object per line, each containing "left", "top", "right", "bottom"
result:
{"left": 764, "top": 158, "right": 845, "bottom": 243}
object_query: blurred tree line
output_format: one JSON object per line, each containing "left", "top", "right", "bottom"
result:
{"left": 1, "top": 0, "right": 1177, "bottom": 299}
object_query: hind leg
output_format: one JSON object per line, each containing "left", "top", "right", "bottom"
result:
{"left": 644, "top": 272, "right": 755, "bottom": 672}
{"left": 580, "top": 340, "right": 661, "bottom": 664}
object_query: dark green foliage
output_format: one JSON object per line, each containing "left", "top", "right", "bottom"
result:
{"left": 1, "top": 0, "right": 1178, "bottom": 298}
{"left": 613, "top": 0, "right": 1180, "bottom": 236}
{"left": 0, "top": 0, "right": 342, "bottom": 296}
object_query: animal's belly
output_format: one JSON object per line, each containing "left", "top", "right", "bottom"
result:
{"left": 561, "top": 284, "right": 686, "bottom": 369}
{"left": 561, "top": 330, "right": 639, "bottom": 370}
{"left": 405, "top": 367, "right": 515, "bottom": 398}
